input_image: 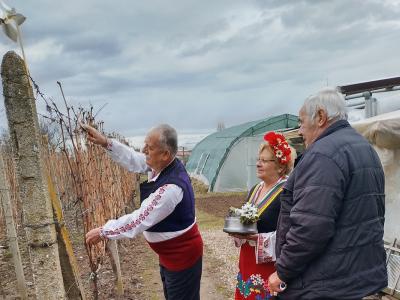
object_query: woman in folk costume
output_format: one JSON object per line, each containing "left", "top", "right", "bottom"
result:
{"left": 231, "top": 132, "right": 294, "bottom": 300}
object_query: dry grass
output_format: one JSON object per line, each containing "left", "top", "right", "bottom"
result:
{"left": 191, "top": 177, "right": 209, "bottom": 195}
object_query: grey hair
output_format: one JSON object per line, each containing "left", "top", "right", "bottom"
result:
{"left": 151, "top": 124, "right": 178, "bottom": 156}
{"left": 303, "top": 87, "right": 348, "bottom": 122}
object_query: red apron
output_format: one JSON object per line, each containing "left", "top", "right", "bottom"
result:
{"left": 235, "top": 241, "right": 275, "bottom": 300}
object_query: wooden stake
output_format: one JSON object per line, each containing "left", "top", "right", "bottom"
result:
{"left": 107, "top": 240, "right": 124, "bottom": 297}
{"left": 0, "top": 153, "right": 28, "bottom": 299}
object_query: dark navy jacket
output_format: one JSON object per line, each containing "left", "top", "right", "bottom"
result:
{"left": 276, "top": 120, "right": 387, "bottom": 300}
{"left": 140, "top": 158, "right": 195, "bottom": 232}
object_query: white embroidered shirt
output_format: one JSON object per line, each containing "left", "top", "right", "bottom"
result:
{"left": 101, "top": 139, "right": 195, "bottom": 243}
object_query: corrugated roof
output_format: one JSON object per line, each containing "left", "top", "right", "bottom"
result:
{"left": 186, "top": 114, "right": 298, "bottom": 190}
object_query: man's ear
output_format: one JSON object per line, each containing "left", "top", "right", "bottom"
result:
{"left": 162, "top": 149, "right": 171, "bottom": 161}
{"left": 316, "top": 109, "right": 328, "bottom": 127}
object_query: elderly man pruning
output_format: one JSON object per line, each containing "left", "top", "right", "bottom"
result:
{"left": 84, "top": 123, "right": 203, "bottom": 300}
{"left": 268, "top": 88, "right": 387, "bottom": 299}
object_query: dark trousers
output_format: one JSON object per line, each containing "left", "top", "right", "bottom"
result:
{"left": 160, "top": 256, "right": 202, "bottom": 300}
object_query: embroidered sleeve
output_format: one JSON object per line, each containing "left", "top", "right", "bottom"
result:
{"left": 107, "top": 139, "right": 150, "bottom": 173}
{"left": 255, "top": 231, "right": 276, "bottom": 264}
{"left": 102, "top": 184, "right": 183, "bottom": 240}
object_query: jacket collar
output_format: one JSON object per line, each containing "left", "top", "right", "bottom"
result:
{"left": 150, "top": 158, "right": 178, "bottom": 182}
{"left": 295, "top": 120, "right": 350, "bottom": 167}
{"left": 314, "top": 119, "right": 350, "bottom": 144}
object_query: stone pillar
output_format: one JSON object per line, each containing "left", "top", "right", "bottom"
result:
{"left": 1, "top": 51, "right": 66, "bottom": 299}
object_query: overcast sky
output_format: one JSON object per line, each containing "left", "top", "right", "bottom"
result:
{"left": 1, "top": 0, "right": 400, "bottom": 136}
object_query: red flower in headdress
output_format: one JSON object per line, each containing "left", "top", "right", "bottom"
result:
{"left": 263, "top": 131, "right": 291, "bottom": 164}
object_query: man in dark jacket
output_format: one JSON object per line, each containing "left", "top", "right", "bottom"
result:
{"left": 268, "top": 88, "right": 387, "bottom": 299}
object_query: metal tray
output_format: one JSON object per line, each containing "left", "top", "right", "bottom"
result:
{"left": 223, "top": 216, "right": 258, "bottom": 234}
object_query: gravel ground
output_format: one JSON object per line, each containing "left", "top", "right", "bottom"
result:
{"left": 195, "top": 190, "right": 245, "bottom": 297}
{"left": 201, "top": 229, "right": 240, "bottom": 296}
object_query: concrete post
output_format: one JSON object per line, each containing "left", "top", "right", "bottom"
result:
{"left": 1, "top": 51, "right": 66, "bottom": 299}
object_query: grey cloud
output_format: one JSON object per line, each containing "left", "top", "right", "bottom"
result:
{"left": 279, "top": 0, "right": 399, "bottom": 30}
{"left": 62, "top": 35, "right": 123, "bottom": 60}
{"left": 1, "top": 0, "right": 399, "bottom": 136}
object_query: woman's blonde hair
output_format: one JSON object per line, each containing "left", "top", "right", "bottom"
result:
{"left": 258, "top": 142, "right": 296, "bottom": 176}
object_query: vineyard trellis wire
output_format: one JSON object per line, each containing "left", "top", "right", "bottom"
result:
{"left": 1, "top": 76, "right": 138, "bottom": 298}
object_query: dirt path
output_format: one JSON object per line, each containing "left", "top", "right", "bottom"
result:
{"left": 200, "top": 260, "right": 222, "bottom": 300}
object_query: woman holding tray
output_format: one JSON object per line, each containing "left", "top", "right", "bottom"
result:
{"left": 229, "top": 132, "right": 294, "bottom": 300}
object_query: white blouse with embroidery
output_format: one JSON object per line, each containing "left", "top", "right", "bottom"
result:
{"left": 233, "top": 232, "right": 276, "bottom": 264}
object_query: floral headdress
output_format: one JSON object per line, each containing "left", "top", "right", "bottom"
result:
{"left": 263, "top": 131, "right": 291, "bottom": 165}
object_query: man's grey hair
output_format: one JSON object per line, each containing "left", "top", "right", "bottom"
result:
{"left": 151, "top": 124, "right": 178, "bottom": 156}
{"left": 303, "top": 87, "right": 348, "bottom": 122}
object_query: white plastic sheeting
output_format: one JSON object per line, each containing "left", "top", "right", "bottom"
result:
{"left": 213, "top": 136, "right": 262, "bottom": 192}
{"left": 352, "top": 110, "right": 400, "bottom": 243}
{"left": 352, "top": 110, "right": 400, "bottom": 149}
{"left": 213, "top": 134, "right": 297, "bottom": 192}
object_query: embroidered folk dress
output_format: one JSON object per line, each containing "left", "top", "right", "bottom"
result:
{"left": 235, "top": 177, "right": 287, "bottom": 300}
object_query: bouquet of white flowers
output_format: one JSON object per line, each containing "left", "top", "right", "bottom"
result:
{"left": 228, "top": 203, "right": 259, "bottom": 225}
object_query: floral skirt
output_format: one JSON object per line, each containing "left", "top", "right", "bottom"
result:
{"left": 235, "top": 242, "right": 275, "bottom": 300}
